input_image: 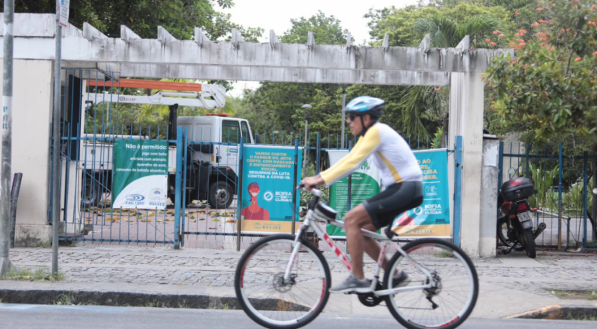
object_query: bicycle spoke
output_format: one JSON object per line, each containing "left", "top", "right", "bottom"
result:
{"left": 235, "top": 235, "right": 330, "bottom": 328}
{"left": 384, "top": 239, "right": 478, "bottom": 329}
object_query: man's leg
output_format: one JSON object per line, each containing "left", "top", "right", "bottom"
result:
{"left": 343, "top": 204, "right": 374, "bottom": 280}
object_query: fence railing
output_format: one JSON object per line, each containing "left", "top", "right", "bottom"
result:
{"left": 499, "top": 142, "right": 597, "bottom": 249}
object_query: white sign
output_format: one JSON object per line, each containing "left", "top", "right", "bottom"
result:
{"left": 59, "top": 0, "right": 70, "bottom": 27}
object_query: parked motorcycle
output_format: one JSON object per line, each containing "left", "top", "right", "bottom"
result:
{"left": 497, "top": 172, "right": 546, "bottom": 258}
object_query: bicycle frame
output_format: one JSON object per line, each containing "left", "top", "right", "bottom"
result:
{"left": 283, "top": 188, "right": 435, "bottom": 297}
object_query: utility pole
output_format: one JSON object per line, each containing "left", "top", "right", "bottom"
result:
{"left": 341, "top": 86, "right": 346, "bottom": 149}
{"left": 301, "top": 104, "right": 312, "bottom": 177}
{"left": 0, "top": 0, "right": 15, "bottom": 276}
{"left": 52, "top": 0, "right": 65, "bottom": 276}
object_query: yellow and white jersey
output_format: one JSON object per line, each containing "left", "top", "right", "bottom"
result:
{"left": 320, "top": 123, "right": 422, "bottom": 188}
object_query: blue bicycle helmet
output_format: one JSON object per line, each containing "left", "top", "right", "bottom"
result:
{"left": 345, "top": 96, "right": 384, "bottom": 135}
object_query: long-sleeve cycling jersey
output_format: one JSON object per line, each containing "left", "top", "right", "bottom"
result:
{"left": 320, "top": 123, "right": 422, "bottom": 188}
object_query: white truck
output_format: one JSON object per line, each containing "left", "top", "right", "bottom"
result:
{"left": 80, "top": 82, "right": 254, "bottom": 209}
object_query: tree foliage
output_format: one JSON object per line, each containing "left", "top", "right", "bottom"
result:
{"left": 13, "top": 0, "right": 263, "bottom": 41}
{"left": 485, "top": 0, "right": 597, "bottom": 149}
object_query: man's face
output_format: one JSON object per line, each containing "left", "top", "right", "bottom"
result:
{"left": 248, "top": 185, "right": 260, "bottom": 197}
{"left": 347, "top": 114, "right": 366, "bottom": 136}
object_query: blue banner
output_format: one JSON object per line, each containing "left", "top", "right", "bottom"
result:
{"left": 391, "top": 149, "right": 451, "bottom": 238}
{"left": 240, "top": 145, "right": 302, "bottom": 234}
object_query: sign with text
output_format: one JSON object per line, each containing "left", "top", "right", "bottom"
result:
{"left": 326, "top": 150, "right": 381, "bottom": 238}
{"left": 240, "top": 145, "right": 302, "bottom": 234}
{"left": 391, "top": 149, "right": 451, "bottom": 238}
{"left": 112, "top": 139, "right": 168, "bottom": 209}
{"left": 59, "top": 0, "right": 70, "bottom": 27}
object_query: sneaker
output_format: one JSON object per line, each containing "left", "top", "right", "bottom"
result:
{"left": 391, "top": 271, "right": 411, "bottom": 288}
{"left": 329, "top": 273, "right": 372, "bottom": 293}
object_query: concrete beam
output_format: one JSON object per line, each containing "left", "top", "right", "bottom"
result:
{"left": 11, "top": 37, "right": 505, "bottom": 73}
{"left": 194, "top": 27, "right": 210, "bottom": 47}
{"left": 83, "top": 23, "right": 107, "bottom": 41}
{"left": 120, "top": 64, "right": 451, "bottom": 86}
{"left": 346, "top": 32, "right": 352, "bottom": 48}
{"left": 120, "top": 25, "right": 141, "bottom": 44}
{"left": 158, "top": 26, "right": 176, "bottom": 44}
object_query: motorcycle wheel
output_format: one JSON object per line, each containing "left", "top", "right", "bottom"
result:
{"left": 521, "top": 228, "right": 537, "bottom": 259}
{"left": 497, "top": 217, "right": 524, "bottom": 251}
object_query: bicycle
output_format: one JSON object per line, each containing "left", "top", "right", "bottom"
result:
{"left": 234, "top": 186, "right": 479, "bottom": 329}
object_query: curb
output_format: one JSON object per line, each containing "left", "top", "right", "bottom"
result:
{"left": 508, "top": 304, "right": 597, "bottom": 320}
{"left": 0, "top": 288, "right": 240, "bottom": 309}
{"left": 0, "top": 288, "right": 309, "bottom": 312}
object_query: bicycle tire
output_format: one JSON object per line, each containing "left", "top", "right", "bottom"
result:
{"left": 522, "top": 228, "right": 536, "bottom": 258}
{"left": 234, "top": 234, "right": 331, "bottom": 329}
{"left": 383, "top": 238, "right": 479, "bottom": 329}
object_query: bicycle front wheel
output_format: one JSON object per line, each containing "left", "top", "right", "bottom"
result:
{"left": 234, "top": 234, "right": 331, "bottom": 329}
{"left": 383, "top": 238, "right": 479, "bottom": 329}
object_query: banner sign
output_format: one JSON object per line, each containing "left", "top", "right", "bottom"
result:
{"left": 391, "top": 149, "right": 451, "bottom": 238}
{"left": 240, "top": 145, "right": 302, "bottom": 234}
{"left": 112, "top": 139, "right": 169, "bottom": 209}
{"left": 327, "top": 150, "right": 381, "bottom": 237}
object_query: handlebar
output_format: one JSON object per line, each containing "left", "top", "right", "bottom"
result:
{"left": 298, "top": 181, "right": 324, "bottom": 198}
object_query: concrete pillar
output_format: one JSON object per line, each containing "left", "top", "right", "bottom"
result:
{"left": 480, "top": 137, "right": 500, "bottom": 257}
{"left": 448, "top": 36, "right": 486, "bottom": 257}
{"left": 0, "top": 59, "right": 54, "bottom": 246}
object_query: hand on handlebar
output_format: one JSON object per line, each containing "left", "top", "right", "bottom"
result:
{"left": 298, "top": 175, "right": 324, "bottom": 191}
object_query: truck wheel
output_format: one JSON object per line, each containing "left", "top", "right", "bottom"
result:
{"left": 81, "top": 180, "right": 101, "bottom": 209}
{"left": 208, "top": 181, "right": 233, "bottom": 209}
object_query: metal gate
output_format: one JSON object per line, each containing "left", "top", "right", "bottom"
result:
{"left": 499, "top": 141, "right": 597, "bottom": 250}
{"left": 58, "top": 70, "right": 179, "bottom": 245}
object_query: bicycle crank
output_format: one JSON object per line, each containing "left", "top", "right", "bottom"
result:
{"left": 357, "top": 280, "right": 384, "bottom": 307}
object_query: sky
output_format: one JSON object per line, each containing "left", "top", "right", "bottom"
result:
{"left": 222, "top": 0, "right": 419, "bottom": 97}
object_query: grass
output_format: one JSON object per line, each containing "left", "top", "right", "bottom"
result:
{"left": 434, "top": 250, "right": 453, "bottom": 258}
{"left": 548, "top": 289, "right": 597, "bottom": 300}
{"left": 2, "top": 268, "right": 65, "bottom": 282}
{"left": 567, "top": 314, "right": 597, "bottom": 321}
{"left": 36, "top": 241, "right": 52, "bottom": 248}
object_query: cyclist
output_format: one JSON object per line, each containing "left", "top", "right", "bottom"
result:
{"left": 302, "top": 96, "right": 423, "bottom": 293}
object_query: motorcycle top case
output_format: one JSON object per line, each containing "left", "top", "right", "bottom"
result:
{"left": 500, "top": 177, "right": 534, "bottom": 201}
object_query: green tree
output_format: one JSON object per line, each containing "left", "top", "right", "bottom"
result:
{"left": 366, "top": 2, "right": 504, "bottom": 139}
{"left": 13, "top": 0, "right": 263, "bottom": 41}
{"left": 238, "top": 12, "right": 351, "bottom": 146}
{"left": 485, "top": 0, "right": 597, "bottom": 150}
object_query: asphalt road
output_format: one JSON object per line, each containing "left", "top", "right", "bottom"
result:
{"left": 0, "top": 304, "right": 595, "bottom": 329}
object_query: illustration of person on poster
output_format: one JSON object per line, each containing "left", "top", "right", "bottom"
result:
{"left": 241, "top": 182, "right": 270, "bottom": 220}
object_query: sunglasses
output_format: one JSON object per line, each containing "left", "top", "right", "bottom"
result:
{"left": 348, "top": 113, "right": 359, "bottom": 121}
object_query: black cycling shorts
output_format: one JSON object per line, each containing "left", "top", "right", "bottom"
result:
{"left": 363, "top": 181, "right": 423, "bottom": 229}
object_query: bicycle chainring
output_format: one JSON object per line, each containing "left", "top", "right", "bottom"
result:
{"left": 357, "top": 280, "right": 384, "bottom": 307}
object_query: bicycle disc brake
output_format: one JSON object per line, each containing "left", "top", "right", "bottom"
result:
{"left": 357, "top": 280, "right": 384, "bottom": 307}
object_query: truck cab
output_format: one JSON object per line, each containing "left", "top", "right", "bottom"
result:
{"left": 174, "top": 114, "right": 254, "bottom": 209}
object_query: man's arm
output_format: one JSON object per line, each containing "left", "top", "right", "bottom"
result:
{"left": 319, "top": 126, "right": 381, "bottom": 186}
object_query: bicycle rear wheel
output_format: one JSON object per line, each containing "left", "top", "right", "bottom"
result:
{"left": 234, "top": 234, "right": 331, "bottom": 329}
{"left": 383, "top": 238, "right": 479, "bottom": 329}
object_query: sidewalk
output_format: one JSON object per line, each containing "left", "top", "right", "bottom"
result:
{"left": 2, "top": 245, "right": 597, "bottom": 318}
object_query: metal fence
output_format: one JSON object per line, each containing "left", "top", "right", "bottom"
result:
{"left": 499, "top": 142, "right": 597, "bottom": 250}
{"left": 57, "top": 69, "right": 178, "bottom": 245}
{"left": 55, "top": 70, "right": 454, "bottom": 249}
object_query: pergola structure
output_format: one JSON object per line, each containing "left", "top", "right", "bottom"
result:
{"left": 0, "top": 14, "right": 513, "bottom": 256}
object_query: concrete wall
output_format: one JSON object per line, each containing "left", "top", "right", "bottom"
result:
{"left": 0, "top": 59, "right": 54, "bottom": 246}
